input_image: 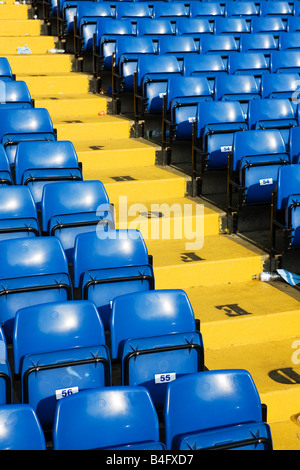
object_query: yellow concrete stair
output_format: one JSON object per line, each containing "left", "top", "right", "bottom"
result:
{"left": 0, "top": 4, "right": 29, "bottom": 19}
{"left": 0, "top": 19, "right": 43, "bottom": 36}
{"left": 9, "top": 54, "right": 74, "bottom": 74}
{"left": 0, "top": 35, "right": 56, "bottom": 54}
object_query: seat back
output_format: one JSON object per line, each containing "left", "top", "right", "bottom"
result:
{"left": 200, "top": 34, "right": 238, "bottom": 54}
{"left": 214, "top": 74, "right": 260, "bottom": 101}
{"left": 0, "top": 186, "right": 38, "bottom": 221}
{"left": 251, "top": 17, "right": 287, "bottom": 33}
{"left": 288, "top": 127, "right": 300, "bottom": 163}
{"left": 225, "top": 1, "right": 259, "bottom": 18}
{"left": 163, "top": 369, "right": 271, "bottom": 450}
{"left": 261, "top": 73, "right": 300, "bottom": 99}
{"left": 228, "top": 52, "right": 269, "bottom": 75}
{"left": 158, "top": 36, "right": 198, "bottom": 55}
{"left": 248, "top": 98, "right": 296, "bottom": 129}
{"left": 276, "top": 164, "right": 300, "bottom": 210}
{"left": 214, "top": 17, "right": 251, "bottom": 35}
{"left": 96, "top": 18, "right": 135, "bottom": 47}
{"left": 136, "top": 18, "right": 175, "bottom": 37}
{"left": 136, "top": 54, "right": 181, "bottom": 88}
{"left": 190, "top": 2, "right": 224, "bottom": 18}
{"left": 166, "top": 76, "right": 213, "bottom": 110}
{"left": 279, "top": 31, "right": 300, "bottom": 50}
{"left": 176, "top": 17, "right": 213, "bottom": 36}
{"left": 0, "top": 405, "right": 46, "bottom": 450}
{"left": 260, "top": 0, "right": 293, "bottom": 18}
{"left": 196, "top": 100, "right": 246, "bottom": 137}
{"left": 52, "top": 387, "right": 162, "bottom": 450}
{"left": 114, "top": 36, "right": 157, "bottom": 66}
{"left": 153, "top": 1, "right": 189, "bottom": 19}
{"left": 0, "top": 58, "right": 14, "bottom": 81}
{"left": 115, "top": 2, "right": 152, "bottom": 20}
{"left": 271, "top": 50, "right": 300, "bottom": 73}
{"left": 240, "top": 33, "right": 278, "bottom": 53}
{"left": 0, "top": 144, "right": 13, "bottom": 185}
{"left": 183, "top": 53, "right": 226, "bottom": 77}
{"left": 0, "top": 80, "right": 32, "bottom": 109}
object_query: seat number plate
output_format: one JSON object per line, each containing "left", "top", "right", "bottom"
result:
{"left": 56, "top": 386, "right": 79, "bottom": 400}
{"left": 154, "top": 372, "right": 176, "bottom": 384}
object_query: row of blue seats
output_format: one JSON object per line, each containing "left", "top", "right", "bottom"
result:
{"left": 0, "top": 369, "right": 273, "bottom": 450}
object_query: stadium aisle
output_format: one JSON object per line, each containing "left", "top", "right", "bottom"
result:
{"left": 1, "top": 0, "right": 300, "bottom": 449}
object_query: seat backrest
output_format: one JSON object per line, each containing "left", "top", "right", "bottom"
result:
{"left": 0, "top": 80, "right": 32, "bottom": 108}
{"left": 110, "top": 289, "right": 196, "bottom": 358}
{"left": 77, "top": 1, "right": 114, "bottom": 24}
{"left": 115, "top": 2, "right": 152, "bottom": 20}
{"left": 260, "top": 0, "right": 293, "bottom": 17}
{"left": 137, "top": 54, "right": 181, "bottom": 87}
{"left": 0, "top": 236, "right": 69, "bottom": 280}
{"left": 214, "top": 17, "right": 251, "bottom": 34}
{"left": 0, "top": 108, "right": 54, "bottom": 144}
{"left": 251, "top": 17, "right": 287, "bottom": 33}
{"left": 200, "top": 34, "right": 238, "bottom": 54}
{"left": 240, "top": 33, "right": 278, "bottom": 53}
{"left": 287, "top": 16, "right": 300, "bottom": 32}
{"left": 153, "top": 1, "right": 189, "bottom": 19}
{"left": 13, "top": 300, "right": 106, "bottom": 374}
{"left": 136, "top": 18, "right": 175, "bottom": 37}
{"left": 196, "top": 100, "right": 246, "bottom": 136}
{"left": 0, "top": 405, "right": 46, "bottom": 450}
{"left": 163, "top": 369, "right": 264, "bottom": 450}
{"left": 0, "top": 58, "right": 14, "bottom": 81}
{"left": 248, "top": 98, "right": 295, "bottom": 129}
{"left": 158, "top": 36, "right": 198, "bottom": 55}
{"left": 228, "top": 52, "right": 269, "bottom": 74}
{"left": 225, "top": 1, "right": 259, "bottom": 18}
{"left": 73, "top": 229, "right": 150, "bottom": 287}
{"left": 276, "top": 164, "right": 300, "bottom": 209}
{"left": 0, "top": 186, "right": 38, "bottom": 220}
{"left": 270, "top": 50, "right": 300, "bottom": 72}
{"left": 53, "top": 386, "right": 160, "bottom": 450}
{"left": 288, "top": 126, "right": 300, "bottom": 163}
{"left": 166, "top": 76, "right": 213, "bottom": 109}
{"left": 190, "top": 1, "right": 224, "bottom": 18}
{"left": 115, "top": 36, "right": 156, "bottom": 64}
{"left": 261, "top": 73, "right": 300, "bottom": 98}
{"left": 183, "top": 53, "right": 226, "bottom": 76}
{"left": 232, "top": 129, "right": 287, "bottom": 172}
{"left": 41, "top": 180, "right": 110, "bottom": 232}
{"left": 279, "top": 31, "right": 300, "bottom": 50}
{"left": 176, "top": 17, "right": 213, "bottom": 35}
{"left": 214, "top": 74, "right": 259, "bottom": 101}
{"left": 14, "top": 140, "right": 79, "bottom": 184}
{"left": 0, "top": 144, "right": 12, "bottom": 177}
{"left": 96, "top": 18, "right": 135, "bottom": 45}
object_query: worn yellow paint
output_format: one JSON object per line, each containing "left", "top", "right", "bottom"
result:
{"left": 10, "top": 54, "right": 73, "bottom": 74}
{"left": 0, "top": 36, "right": 55, "bottom": 54}
{"left": 35, "top": 93, "right": 107, "bottom": 118}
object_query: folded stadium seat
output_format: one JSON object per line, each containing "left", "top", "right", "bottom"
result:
{"left": 287, "top": 16, "right": 300, "bottom": 32}
{"left": 227, "top": 52, "right": 270, "bottom": 87}
{"left": 0, "top": 81, "right": 33, "bottom": 109}
{"left": 14, "top": 140, "right": 83, "bottom": 210}
{"left": 260, "top": 0, "right": 293, "bottom": 19}
{"left": 0, "top": 236, "right": 72, "bottom": 343}
{"left": 13, "top": 300, "right": 111, "bottom": 431}
{"left": 163, "top": 369, "right": 273, "bottom": 450}
{"left": 162, "top": 76, "right": 214, "bottom": 148}
{"left": 199, "top": 34, "right": 239, "bottom": 62}
{"left": 192, "top": 100, "right": 248, "bottom": 176}
{"left": 214, "top": 75, "right": 261, "bottom": 117}
{"left": 183, "top": 54, "right": 227, "bottom": 94}
{"left": 136, "top": 17, "right": 176, "bottom": 40}
{"left": 41, "top": 180, "right": 114, "bottom": 263}
{"left": 0, "top": 405, "right": 46, "bottom": 450}
{"left": 94, "top": 18, "right": 136, "bottom": 72}
{"left": 288, "top": 126, "right": 300, "bottom": 163}
{"left": 261, "top": 73, "right": 300, "bottom": 99}
{"left": 251, "top": 17, "right": 287, "bottom": 34}
{"left": 115, "top": 2, "right": 153, "bottom": 20}
{"left": 74, "top": 1, "right": 116, "bottom": 55}
{"left": 63, "top": 0, "right": 99, "bottom": 36}
{"left": 227, "top": 129, "right": 290, "bottom": 216}
{"left": 271, "top": 164, "right": 300, "bottom": 253}
{"left": 134, "top": 54, "right": 182, "bottom": 119}
{"left": 294, "top": 1, "right": 300, "bottom": 17}
{"left": 247, "top": 98, "right": 297, "bottom": 144}
{"left": 110, "top": 289, "right": 204, "bottom": 411}
{"left": 225, "top": 1, "right": 260, "bottom": 19}
{"left": 52, "top": 387, "right": 165, "bottom": 450}
{"left": 240, "top": 33, "right": 279, "bottom": 54}
{"left": 152, "top": 1, "right": 190, "bottom": 20}
{"left": 279, "top": 31, "right": 300, "bottom": 50}
{"left": 213, "top": 17, "right": 252, "bottom": 43}
{"left": 158, "top": 35, "right": 199, "bottom": 59}
{"left": 0, "top": 325, "right": 12, "bottom": 404}
{"left": 270, "top": 50, "right": 300, "bottom": 73}
{"left": 0, "top": 145, "right": 13, "bottom": 186}
{"left": 0, "top": 58, "right": 14, "bottom": 82}
{"left": 175, "top": 17, "right": 214, "bottom": 37}
{"left": 73, "top": 229, "right": 155, "bottom": 330}
{"left": 0, "top": 186, "right": 40, "bottom": 240}
{"left": 0, "top": 108, "right": 56, "bottom": 166}
{"left": 190, "top": 1, "right": 225, "bottom": 19}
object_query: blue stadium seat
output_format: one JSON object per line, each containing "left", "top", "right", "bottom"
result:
{"left": 260, "top": 1, "right": 293, "bottom": 18}
{"left": 95, "top": 18, "right": 136, "bottom": 70}
{"left": 227, "top": 52, "right": 270, "bottom": 85}
{"left": 270, "top": 50, "right": 300, "bottom": 73}
{"left": 0, "top": 405, "right": 46, "bottom": 450}
{"left": 200, "top": 34, "right": 239, "bottom": 58}
{"left": 225, "top": 1, "right": 260, "bottom": 19}
{"left": 163, "top": 370, "right": 273, "bottom": 450}
{"left": 13, "top": 300, "right": 111, "bottom": 431}
{"left": 0, "top": 108, "right": 56, "bottom": 165}
{"left": 190, "top": 2, "right": 224, "bottom": 19}
{"left": 52, "top": 387, "right": 165, "bottom": 450}
{"left": 73, "top": 229, "right": 154, "bottom": 330}
{"left": 279, "top": 31, "right": 300, "bottom": 50}
{"left": 158, "top": 36, "right": 199, "bottom": 57}
{"left": 228, "top": 129, "right": 290, "bottom": 211}
{"left": 0, "top": 80, "right": 33, "bottom": 109}
{"left": 136, "top": 18, "right": 176, "bottom": 39}
{"left": 288, "top": 126, "right": 300, "bottom": 163}
{"left": 287, "top": 16, "right": 300, "bottom": 32}
{"left": 0, "top": 58, "right": 14, "bottom": 82}
{"left": 14, "top": 140, "right": 83, "bottom": 209}
{"left": 183, "top": 54, "right": 227, "bottom": 88}
{"left": 213, "top": 17, "right": 251, "bottom": 39}
{"left": 214, "top": 74, "right": 261, "bottom": 116}
{"left": 153, "top": 1, "right": 189, "bottom": 19}
{"left": 175, "top": 17, "right": 213, "bottom": 37}
{"left": 194, "top": 100, "right": 248, "bottom": 170}
{"left": 0, "top": 145, "right": 13, "bottom": 186}
{"left": 41, "top": 180, "right": 114, "bottom": 262}
{"left": 271, "top": 164, "right": 300, "bottom": 251}
{"left": 0, "top": 186, "right": 40, "bottom": 240}
{"left": 0, "top": 236, "right": 72, "bottom": 343}
{"left": 110, "top": 289, "right": 204, "bottom": 410}
{"left": 248, "top": 98, "right": 297, "bottom": 144}
{"left": 115, "top": 1, "right": 152, "bottom": 20}
{"left": 261, "top": 73, "right": 300, "bottom": 99}
{"left": 0, "top": 325, "right": 12, "bottom": 404}
{"left": 240, "top": 33, "right": 279, "bottom": 54}
{"left": 251, "top": 17, "right": 287, "bottom": 34}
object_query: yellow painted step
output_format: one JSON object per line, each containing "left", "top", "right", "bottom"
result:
{"left": 75, "top": 137, "right": 156, "bottom": 170}
{"left": 10, "top": 54, "right": 73, "bottom": 74}
{"left": 35, "top": 93, "right": 107, "bottom": 119}
{"left": 114, "top": 196, "right": 222, "bottom": 239}
{"left": 91, "top": 165, "right": 187, "bottom": 203}
{"left": 54, "top": 115, "right": 131, "bottom": 141}
{"left": 16, "top": 72, "right": 90, "bottom": 96}
{"left": 185, "top": 281, "right": 300, "bottom": 349}
{"left": 147, "top": 234, "right": 265, "bottom": 289}
{"left": 269, "top": 419, "right": 300, "bottom": 450}
{"left": 204, "top": 337, "right": 300, "bottom": 423}
{"left": 0, "top": 36, "right": 57, "bottom": 54}
{"left": 0, "top": 4, "right": 28, "bottom": 19}
{"left": 0, "top": 19, "right": 42, "bottom": 36}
